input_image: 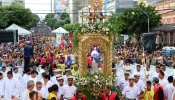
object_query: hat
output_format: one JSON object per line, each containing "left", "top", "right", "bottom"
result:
{"left": 53, "top": 69, "right": 62, "bottom": 72}
{"left": 57, "top": 77, "right": 64, "bottom": 80}
{"left": 68, "top": 76, "right": 74, "bottom": 79}
{"left": 124, "top": 72, "right": 130, "bottom": 75}
{"left": 55, "top": 74, "right": 62, "bottom": 78}
{"left": 66, "top": 69, "right": 71, "bottom": 71}
{"left": 112, "top": 68, "right": 116, "bottom": 70}
{"left": 128, "top": 75, "right": 134, "bottom": 80}
{"left": 134, "top": 73, "right": 141, "bottom": 77}
{"left": 26, "top": 41, "right": 30, "bottom": 44}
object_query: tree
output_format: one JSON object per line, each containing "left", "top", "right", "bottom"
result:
{"left": 44, "top": 13, "right": 55, "bottom": 22}
{"left": 0, "top": 3, "right": 35, "bottom": 29}
{"left": 116, "top": 3, "right": 161, "bottom": 43}
{"left": 60, "top": 12, "right": 69, "bottom": 20}
{"left": 64, "top": 24, "right": 73, "bottom": 32}
{"left": 54, "top": 20, "right": 65, "bottom": 29}
{"left": 47, "top": 18, "right": 57, "bottom": 29}
{"left": 26, "top": 14, "right": 40, "bottom": 29}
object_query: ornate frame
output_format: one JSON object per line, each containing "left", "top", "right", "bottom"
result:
{"left": 78, "top": 33, "right": 113, "bottom": 77}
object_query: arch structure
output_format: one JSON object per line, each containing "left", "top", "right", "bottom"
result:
{"left": 78, "top": 33, "right": 114, "bottom": 77}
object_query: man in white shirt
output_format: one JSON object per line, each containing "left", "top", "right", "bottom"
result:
{"left": 134, "top": 65, "right": 145, "bottom": 81}
{"left": 0, "top": 72, "right": 4, "bottom": 99}
{"left": 21, "top": 80, "right": 34, "bottom": 100}
{"left": 3, "top": 71, "right": 20, "bottom": 100}
{"left": 38, "top": 65, "right": 46, "bottom": 81}
{"left": 117, "top": 72, "right": 129, "bottom": 92}
{"left": 153, "top": 66, "right": 160, "bottom": 78}
{"left": 57, "top": 77, "right": 64, "bottom": 100}
{"left": 120, "top": 75, "right": 140, "bottom": 100}
{"left": 13, "top": 67, "right": 22, "bottom": 81}
{"left": 35, "top": 81, "right": 47, "bottom": 99}
{"left": 63, "top": 69, "right": 71, "bottom": 85}
{"left": 51, "top": 69, "right": 62, "bottom": 84}
{"left": 145, "top": 65, "right": 153, "bottom": 81}
{"left": 159, "top": 71, "right": 168, "bottom": 88}
{"left": 61, "top": 76, "right": 77, "bottom": 100}
{"left": 164, "top": 76, "right": 174, "bottom": 100}
{"left": 29, "top": 70, "right": 38, "bottom": 86}
{"left": 1, "top": 66, "right": 7, "bottom": 77}
{"left": 134, "top": 73, "right": 145, "bottom": 92}
{"left": 43, "top": 74, "right": 53, "bottom": 97}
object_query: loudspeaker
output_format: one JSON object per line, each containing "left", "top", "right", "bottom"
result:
{"left": 142, "top": 33, "right": 156, "bottom": 53}
{"left": 0, "top": 30, "right": 18, "bottom": 43}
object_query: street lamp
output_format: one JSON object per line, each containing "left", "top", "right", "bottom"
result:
{"left": 136, "top": 5, "right": 150, "bottom": 34}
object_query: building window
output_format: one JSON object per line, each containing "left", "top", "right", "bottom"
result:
{"left": 170, "top": 32, "right": 174, "bottom": 45}
{"left": 163, "top": 32, "right": 168, "bottom": 45}
{"left": 19, "top": 1, "right": 23, "bottom": 4}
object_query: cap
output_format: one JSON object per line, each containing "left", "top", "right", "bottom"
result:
{"left": 26, "top": 41, "right": 30, "bottom": 44}
{"left": 134, "top": 73, "right": 141, "bottom": 77}
{"left": 68, "top": 76, "right": 74, "bottom": 79}
{"left": 53, "top": 69, "right": 62, "bottom": 72}
{"left": 55, "top": 74, "right": 62, "bottom": 78}
{"left": 66, "top": 69, "right": 71, "bottom": 71}
{"left": 112, "top": 68, "right": 116, "bottom": 70}
{"left": 57, "top": 77, "right": 64, "bottom": 80}
{"left": 124, "top": 72, "right": 130, "bottom": 75}
{"left": 128, "top": 75, "right": 134, "bottom": 80}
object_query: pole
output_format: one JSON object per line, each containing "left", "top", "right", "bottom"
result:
{"left": 148, "top": 17, "right": 149, "bottom": 34}
{"left": 51, "top": 0, "right": 52, "bottom": 13}
{"left": 82, "top": 9, "right": 83, "bottom": 24}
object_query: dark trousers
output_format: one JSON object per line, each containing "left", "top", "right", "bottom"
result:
{"left": 24, "top": 57, "right": 30, "bottom": 71}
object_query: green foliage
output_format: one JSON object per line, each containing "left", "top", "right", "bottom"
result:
{"left": 74, "top": 72, "right": 121, "bottom": 100}
{"left": 60, "top": 12, "right": 70, "bottom": 20}
{"left": 0, "top": 3, "right": 36, "bottom": 29}
{"left": 26, "top": 14, "right": 40, "bottom": 29}
{"left": 64, "top": 24, "right": 73, "bottom": 32}
{"left": 115, "top": 3, "right": 161, "bottom": 42}
{"left": 44, "top": 12, "right": 71, "bottom": 29}
{"left": 54, "top": 20, "right": 65, "bottom": 29}
{"left": 72, "top": 23, "right": 115, "bottom": 49}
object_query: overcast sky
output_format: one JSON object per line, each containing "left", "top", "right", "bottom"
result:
{"left": 25, "top": 0, "right": 54, "bottom": 20}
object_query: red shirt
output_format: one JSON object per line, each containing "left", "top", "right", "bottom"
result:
{"left": 40, "top": 57, "right": 46, "bottom": 65}
{"left": 87, "top": 56, "right": 92, "bottom": 66}
{"left": 70, "top": 95, "right": 86, "bottom": 100}
{"left": 154, "top": 84, "right": 165, "bottom": 100}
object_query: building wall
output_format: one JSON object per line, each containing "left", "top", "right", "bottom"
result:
{"left": 1, "top": 0, "right": 24, "bottom": 6}
{"left": 67, "top": 0, "right": 90, "bottom": 23}
{"left": 153, "top": 0, "right": 175, "bottom": 45}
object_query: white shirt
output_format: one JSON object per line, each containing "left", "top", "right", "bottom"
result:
{"left": 4, "top": 77, "right": 19, "bottom": 100}
{"left": 117, "top": 79, "right": 129, "bottom": 91}
{"left": 62, "top": 84, "right": 76, "bottom": 99}
{"left": 38, "top": 69, "right": 45, "bottom": 81}
{"left": 135, "top": 80, "right": 145, "bottom": 91}
{"left": 13, "top": 72, "right": 22, "bottom": 81}
{"left": 122, "top": 85, "right": 140, "bottom": 99}
{"left": 43, "top": 80, "right": 53, "bottom": 97}
{"left": 159, "top": 78, "right": 168, "bottom": 88}
{"left": 1, "top": 71, "right": 7, "bottom": 77}
{"left": 21, "top": 89, "right": 31, "bottom": 100}
{"left": 0, "top": 78, "right": 4, "bottom": 96}
{"left": 164, "top": 83, "right": 174, "bottom": 100}
{"left": 134, "top": 70, "right": 145, "bottom": 81}
{"left": 51, "top": 76, "right": 58, "bottom": 84}
{"left": 152, "top": 72, "right": 159, "bottom": 78}
{"left": 57, "top": 85, "right": 64, "bottom": 100}
{"left": 35, "top": 88, "right": 47, "bottom": 99}
{"left": 145, "top": 70, "right": 153, "bottom": 81}
{"left": 63, "top": 75, "right": 69, "bottom": 85}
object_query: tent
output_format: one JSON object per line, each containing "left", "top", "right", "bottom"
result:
{"left": 5, "top": 23, "right": 31, "bottom": 35}
{"left": 52, "top": 27, "right": 69, "bottom": 34}
{"left": 52, "top": 27, "right": 69, "bottom": 45}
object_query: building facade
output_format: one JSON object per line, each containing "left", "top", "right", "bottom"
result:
{"left": 153, "top": 0, "right": 175, "bottom": 45}
{"left": 116, "top": 0, "right": 135, "bottom": 15}
{"left": 1, "top": 0, "right": 24, "bottom": 6}
{"left": 67, "top": 0, "right": 90, "bottom": 23}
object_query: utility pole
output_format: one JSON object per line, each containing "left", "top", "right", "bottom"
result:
{"left": 51, "top": 0, "right": 52, "bottom": 13}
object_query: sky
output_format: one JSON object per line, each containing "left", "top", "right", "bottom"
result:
{"left": 25, "top": 0, "right": 54, "bottom": 20}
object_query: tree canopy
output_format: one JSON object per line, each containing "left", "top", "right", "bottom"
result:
{"left": 0, "top": 3, "right": 39, "bottom": 29}
{"left": 44, "top": 12, "right": 71, "bottom": 29}
{"left": 112, "top": 3, "right": 161, "bottom": 42}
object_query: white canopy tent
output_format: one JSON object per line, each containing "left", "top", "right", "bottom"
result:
{"left": 52, "top": 27, "right": 69, "bottom": 34}
{"left": 52, "top": 27, "right": 69, "bottom": 45}
{"left": 5, "top": 23, "right": 31, "bottom": 35}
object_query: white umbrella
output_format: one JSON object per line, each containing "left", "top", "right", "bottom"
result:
{"left": 52, "top": 27, "right": 69, "bottom": 34}
{"left": 5, "top": 23, "right": 31, "bottom": 35}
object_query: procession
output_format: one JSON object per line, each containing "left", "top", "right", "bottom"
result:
{"left": 0, "top": 0, "right": 175, "bottom": 100}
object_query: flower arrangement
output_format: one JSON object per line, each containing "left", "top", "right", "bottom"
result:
{"left": 73, "top": 23, "right": 115, "bottom": 49}
{"left": 74, "top": 72, "right": 121, "bottom": 100}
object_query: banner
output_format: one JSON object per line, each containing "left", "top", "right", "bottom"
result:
{"left": 54, "top": 0, "right": 68, "bottom": 20}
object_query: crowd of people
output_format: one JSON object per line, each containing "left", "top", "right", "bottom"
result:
{"left": 0, "top": 33, "right": 175, "bottom": 100}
